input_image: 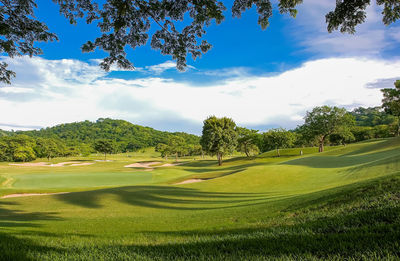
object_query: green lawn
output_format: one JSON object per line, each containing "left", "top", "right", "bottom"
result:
{"left": 0, "top": 138, "right": 399, "bottom": 260}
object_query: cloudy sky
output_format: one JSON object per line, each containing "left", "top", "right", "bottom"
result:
{"left": 1, "top": 0, "right": 400, "bottom": 134}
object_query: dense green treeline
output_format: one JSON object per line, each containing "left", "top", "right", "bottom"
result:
{"left": 0, "top": 118, "right": 200, "bottom": 162}
{"left": 14, "top": 118, "right": 199, "bottom": 151}
{"left": 0, "top": 135, "right": 83, "bottom": 162}
{"left": 0, "top": 106, "right": 398, "bottom": 162}
{"left": 16, "top": 118, "right": 200, "bottom": 150}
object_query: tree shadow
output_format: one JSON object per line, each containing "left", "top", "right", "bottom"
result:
{"left": 122, "top": 204, "right": 399, "bottom": 260}
{"left": 112, "top": 174, "right": 400, "bottom": 260}
{"left": 0, "top": 201, "right": 61, "bottom": 228}
{"left": 54, "top": 185, "right": 275, "bottom": 210}
{"left": 281, "top": 147, "right": 400, "bottom": 169}
{"left": 181, "top": 162, "right": 266, "bottom": 174}
{"left": 0, "top": 200, "right": 66, "bottom": 260}
{"left": 342, "top": 138, "right": 398, "bottom": 156}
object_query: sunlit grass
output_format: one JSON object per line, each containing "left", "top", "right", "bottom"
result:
{"left": 0, "top": 138, "right": 399, "bottom": 260}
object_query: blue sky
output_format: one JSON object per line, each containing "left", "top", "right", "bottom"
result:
{"left": 1, "top": 0, "right": 400, "bottom": 134}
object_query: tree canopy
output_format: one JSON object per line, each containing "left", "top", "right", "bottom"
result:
{"left": 236, "top": 127, "right": 260, "bottom": 157}
{"left": 301, "top": 106, "right": 355, "bottom": 152}
{"left": 262, "top": 128, "right": 295, "bottom": 156}
{"left": 381, "top": 80, "right": 400, "bottom": 136}
{"left": 16, "top": 118, "right": 199, "bottom": 152}
{"left": 94, "top": 139, "right": 115, "bottom": 160}
{"left": 200, "top": 116, "right": 237, "bottom": 166}
{"left": 1, "top": 0, "right": 399, "bottom": 83}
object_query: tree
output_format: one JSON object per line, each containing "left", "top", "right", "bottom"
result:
{"left": 94, "top": 139, "right": 115, "bottom": 160}
{"left": 167, "top": 135, "right": 186, "bottom": 161}
{"left": 200, "top": 116, "right": 237, "bottom": 166}
{"left": 155, "top": 143, "right": 169, "bottom": 159}
{"left": 381, "top": 80, "right": 400, "bottom": 136}
{"left": 302, "top": 106, "right": 355, "bottom": 152}
{"left": 0, "top": 140, "right": 8, "bottom": 161}
{"left": 34, "top": 138, "right": 64, "bottom": 161}
{"left": 351, "top": 106, "right": 396, "bottom": 126}
{"left": 236, "top": 127, "right": 260, "bottom": 157}
{"left": 351, "top": 126, "right": 375, "bottom": 142}
{"left": 262, "top": 128, "right": 295, "bottom": 156}
{"left": 1, "top": 0, "right": 399, "bottom": 83}
{"left": 0, "top": 135, "right": 37, "bottom": 162}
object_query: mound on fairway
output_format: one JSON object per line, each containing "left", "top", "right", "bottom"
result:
{"left": 0, "top": 138, "right": 399, "bottom": 260}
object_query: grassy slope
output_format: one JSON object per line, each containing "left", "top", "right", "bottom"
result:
{"left": 0, "top": 138, "right": 399, "bottom": 260}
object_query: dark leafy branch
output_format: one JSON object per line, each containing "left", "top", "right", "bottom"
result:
{"left": 1, "top": 0, "right": 400, "bottom": 83}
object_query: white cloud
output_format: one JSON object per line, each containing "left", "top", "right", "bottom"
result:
{"left": 291, "top": 0, "right": 398, "bottom": 56}
{"left": 144, "top": 61, "right": 177, "bottom": 74}
{"left": 1, "top": 56, "right": 400, "bottom": 133}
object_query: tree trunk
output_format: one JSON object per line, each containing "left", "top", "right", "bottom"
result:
{"left": 319, "top": 142, "right": 324, "bottom": 152}
{"left": 245, "top": 149, "right": 250, "bottom": 157}
{"left": 318, "top": 136, "right": 326, "bottom": 153}
{"left": 217, "top": 153, "right": 222, "bottom": 166}
{"left": 175, "top": 152, "right": 178, "bottom": 162}
{"left": 276, "top": 147, "right": 280, "bottom": 157}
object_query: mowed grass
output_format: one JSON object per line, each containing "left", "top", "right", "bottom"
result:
{"left": 0, "top": 138, "right": 399, "bottom": 260}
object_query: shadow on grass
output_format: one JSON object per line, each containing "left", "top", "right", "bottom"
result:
{"left": 281, "top": 146, "right": 400, "bottom": 169}
{"left": 54, "top": 185, "right": 273, "bottom": 210}
{"left": 181, "top": 162, "right": 266, "bottom": 174}
{"left": 342, "top": 137, "right": 398, "bottom": 156}
{"left": 0, "top": 201, "right": 61, "bottom": 228}
{"left": 121, "top": 174, "right": 400, "bottom": 260}
{"left": 0, "top": 201, "right": 66, "bottom": 260}
{"left": 123, "top": 204, "right": 399, "bottom": 260}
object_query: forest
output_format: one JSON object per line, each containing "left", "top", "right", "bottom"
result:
{"left": 0, "top": 105, "right": 398, "bottom": 162}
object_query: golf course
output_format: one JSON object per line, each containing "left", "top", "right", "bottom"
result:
{"left": 1, "top": 137, "right": 399, "bottom": 260}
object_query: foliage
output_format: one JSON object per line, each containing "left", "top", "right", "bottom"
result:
{"left": 155, "top": 143, "right": 170, "bottom": 159}
{"left": 16, "top": 118, "right": 199, "bottom": 153}
{"left": 350, "top": 106, "right": 396, "bottom": 126}
{"left": 0, "top": 135, "right": 36, "bottom": 162}
{"left": 2, "top": 0, "right": 399, "bottom": 83}
{"left": 34, "top": 138, "right": 66, "bottom": 161}
{"left": 200, "top": 116, "right": 238, "bottom": 165}
{"left": 381, "top": 80, "right": 400, "bottom": 136}
{"left": 262, "top": 128, "right": 295, "bottom": 156}
{"left": 301, "top": 106, "right": 355, "bottom": 152}
{"left": 236, "top": 127, "right": 261, "bottom": 157}
{"left": 166, "top": 135, "right": 187, "bottom": 161}
{"left": 0, "top": 135, "right": 82, "bottom": 162}
{"left": 94, "top": 139, "right": 115, "bottom": 160}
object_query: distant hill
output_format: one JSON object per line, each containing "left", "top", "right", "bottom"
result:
{"left": 15, "top": 118, "right": 200, "bottom": 152}
{"left": 0, "top": 129, "right": 10, "bottom": 137}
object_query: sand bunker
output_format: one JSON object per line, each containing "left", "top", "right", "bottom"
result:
{"left": 49, "top": 161, "right": 80, "bottom": 167}
{"left": 160, "top": 162, "right": 184, "bottom": 167}
{"left": 1, "top": 192, "right": 69, "bottom": 199}
{"left": 9, "top": 162, "right": 49, "bottom": 166}
{"left": 175, "top": 179, "right": 205, "bottom": 185}
{"left": 69, "top": 163, "right": 94, "bottom": 166}
{"left": 124, "top": 162, "right": 161, "bottom": 169}
{"left": 9, "top": 161, "right": 94, "bottom": 167}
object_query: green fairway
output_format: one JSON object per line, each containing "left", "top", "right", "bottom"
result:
{"left": 1, "top": 138, "right": 399, "bottom": 260}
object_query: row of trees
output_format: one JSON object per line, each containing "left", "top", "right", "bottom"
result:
{"left": 155, "top": 136, "right": 203, "bottom": 161}
{"left": 198, "top": 108, "right": 348, "bottom": 166}
{"left": 0, "top": 135, "right": 90, "bottom": 162}
{"left": 197, "top": 80, "right": 400, "bottom": 165}
{"left": 15, "top": 118, "right": 200, "bottom": 153}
